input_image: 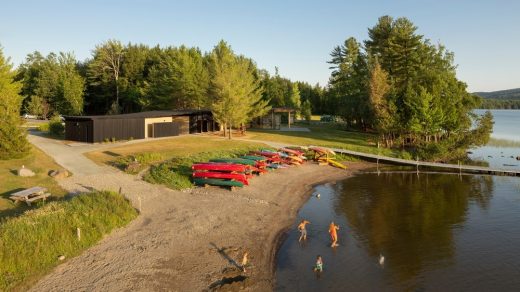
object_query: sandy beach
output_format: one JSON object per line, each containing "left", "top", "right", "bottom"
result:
{"left": 29, "top": 161, "right": 371, "bottom": 291}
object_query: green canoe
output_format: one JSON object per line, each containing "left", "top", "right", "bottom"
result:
{"left": 241, "top": 155, "right": 266, "bottom": 161}
{"left": 193, "top": 178, "right": 244, "bottom": 188}
{"left": 209, "top": 158, "right": 256, "bottom": 166}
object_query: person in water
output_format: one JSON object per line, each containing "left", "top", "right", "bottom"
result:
{"left": 329, "top": 221, "right": 340, "bottom": 247}
{"left": 298, "top": 219, "right": 311, "bottom": 242}
{"left": 241, "top": 251, "right": 248, "bottom": 272}
{"left": 314, "top": 255, "right": 323, "bottom": 272}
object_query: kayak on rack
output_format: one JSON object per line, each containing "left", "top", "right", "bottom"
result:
{"left": 192, "top": 163, "right": 249, "bottom": 173}
{"left": 192, "top": 171, "right": 249, "bottom": 185}
{"left": 193, "top": 178, "right": 244, "bottom": 188}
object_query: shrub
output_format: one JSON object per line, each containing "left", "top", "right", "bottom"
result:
{"left": 37, "top": 122, "right": 50, "bottom": 132}
{"left": 0, "top": 191, "right": 137, "bottom": 290}
{"left": 114, "top": 152, "right": 165, "bottom": 174}
{"left": 48, "top": 116, "right": 64, "bottom": 137}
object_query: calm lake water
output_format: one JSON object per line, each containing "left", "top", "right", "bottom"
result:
{"left": 470, "top": 110, "right": 520, "bottom": 170}
{"left": 275, "top": 173, "right": 520, "bottom": 291}
{"left": 276, "top": 110, "right": 520, "bottom": 291}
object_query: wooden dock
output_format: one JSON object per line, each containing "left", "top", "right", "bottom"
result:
{"left": 329, "top": 147, "right": 520, "bottom": 177}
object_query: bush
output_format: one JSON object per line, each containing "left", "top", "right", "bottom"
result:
{"left": 48, "top": 116, "right": 64, "bottom": 137}
{"left": 115, "top": 152, "right": 164, "bottom": 174}
{"left": 0, "top": 191, "right": 137, "bottom": 290}
{"left": 37, "top": 122, "right": 49, "bottom": 132}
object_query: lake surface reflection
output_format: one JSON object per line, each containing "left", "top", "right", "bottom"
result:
{"left": 275, "top": 173, "right": 520, "bottom": 291}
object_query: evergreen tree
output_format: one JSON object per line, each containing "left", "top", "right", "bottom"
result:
{"left": 0, "top": 48, "right": 29, "bottom": 159}
{"left": 143, "top": 46, "right": 209, "bottom": 110}
{"left": 208, "top": 41, "right": 269, "bottom": 139}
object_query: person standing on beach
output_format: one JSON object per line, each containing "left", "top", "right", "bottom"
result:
{"left": 241, "top": 251, "right": 248, "bottom": 272}
{"left": 329, "top": 221, "right": 340, "bottom": 247}
{"left": 298, "top": 219, "right": 311, "bottom": 241}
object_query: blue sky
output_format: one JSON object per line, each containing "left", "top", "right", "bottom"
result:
{"left": 1, "top": 0, "right": 519, "bottom": 92}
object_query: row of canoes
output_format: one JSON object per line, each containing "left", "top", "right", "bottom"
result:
{"left": 191, "top": 148, "right": 308, "bottom": 189}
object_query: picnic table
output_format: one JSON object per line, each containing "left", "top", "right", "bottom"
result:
{"left": 9, "top": 186, "right": 51, "bottom": 206}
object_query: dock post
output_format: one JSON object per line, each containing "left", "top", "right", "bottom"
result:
{"left": 377, "top": 158, "right": 380, "bottom": 175}
{"left": 416, "top": 156, "right": 419, "bottom": 176}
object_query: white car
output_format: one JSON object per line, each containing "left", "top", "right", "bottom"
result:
{"left": 23, "top": 114, "right": 38, "bottom": 119}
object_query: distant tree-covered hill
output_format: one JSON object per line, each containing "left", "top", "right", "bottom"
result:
{"left": 474, "top": 88, "right": 520, "bottom": 100}
{"left": 474, "top": 88, "right": 520, "bottom": 109}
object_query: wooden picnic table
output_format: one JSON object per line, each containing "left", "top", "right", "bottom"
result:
{"left": 9, "top": 186, "right": 51, "bottom": 206}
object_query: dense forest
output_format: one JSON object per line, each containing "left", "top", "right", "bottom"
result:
{"left": 15, "top": 41, "right": 321, "bottom": 120}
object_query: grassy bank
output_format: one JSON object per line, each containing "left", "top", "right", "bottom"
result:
{"left": 246, "top": 124, "right": 411, "bottom": 159}
{"left": 0, "top": 146, "right": 67, "bottom": 214}
{"left": 0, "top": 191, "right": 137, "bottom": 291}
{"left": 144, "top": 145, "right": 267, "bottom": 189}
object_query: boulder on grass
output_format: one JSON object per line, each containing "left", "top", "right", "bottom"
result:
{"left": 49, "top": 169, "right": 70, "bottom": 179}
{"left": 18, "top": 167, "right": 35, "bottom": 177}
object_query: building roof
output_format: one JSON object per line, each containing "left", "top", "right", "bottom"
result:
{"left": 271, "top": 107, "right": 296, "bottom": 113}
{"left": 64, "top": 109, "right": 212, "bottom": 121}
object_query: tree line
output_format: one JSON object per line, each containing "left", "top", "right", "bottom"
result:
{"left": 479, "top": 98, "right": 520, "bottom": 109}
{"left": 16, "top": 40, "right": 325, "bottom": 120}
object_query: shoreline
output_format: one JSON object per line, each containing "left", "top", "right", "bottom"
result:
{"left": 29, "top": 161, "right": 373, "bottom": 291}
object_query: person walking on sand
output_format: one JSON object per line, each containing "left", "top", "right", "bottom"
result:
{"left": 314, "top": 255, "right": 323, "bottom": 272}
{"left": 329, "top": 221, "right": 340, "bottom": 247}
{"left": 298, "top": 219, "right": 311, "bottom": 242}
{"left": 241, "top": 251, "right": 248, "bottom": 272}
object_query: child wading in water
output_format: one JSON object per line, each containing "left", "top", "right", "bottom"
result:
{"left": 298, "top": 219, "right": 311, "bottom": 242}
{"left": 329, "top": 221, "right": 340, "bottom": 247}
{"left": 314, "top": 255, "right": 323, "bottom": 272}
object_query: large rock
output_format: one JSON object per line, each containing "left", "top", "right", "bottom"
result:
{"left": 49, "top": 169, "right": 70, "bottom": 179}
{"left": 18, "top": 168, "right": 35, "bottom": 177}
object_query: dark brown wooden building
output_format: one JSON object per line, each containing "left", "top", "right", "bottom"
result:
{"left": 64, "top": 110, "right": 216, "bottom": 143}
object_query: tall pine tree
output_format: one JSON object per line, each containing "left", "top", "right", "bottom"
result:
{"left": 0, "top": 48, "right": 29, "bottom": 159}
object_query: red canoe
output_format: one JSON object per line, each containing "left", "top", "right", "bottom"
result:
{"left": 252, "top": 151, "right": 280, "bottom": 158}
{"left": 193, "top": 171, "right": 249, "bottom": 185}
{"left": 192, "top": 163, "right": 249, "bottom": 173}
{"left": 279, "top": 148, "right": 305, "bottom": 156}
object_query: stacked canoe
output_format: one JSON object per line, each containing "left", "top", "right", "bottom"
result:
{"left": 309, "top": 146, "right": 347, "bottom": 170}
{"left": 191, "top": 148, "right": 308, "bottom": 190}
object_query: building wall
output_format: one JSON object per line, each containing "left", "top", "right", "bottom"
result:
{"left": 65, "top": 120, "right": 93, "bottom": 143}
{"left": 92, "top": 118, "right": 145, "bottom": 142}
{"left": 144, "top": 117, "right": 173, "bottom": 138}
{"left": 172, "top": 116, "right": 190, "bottom": 135}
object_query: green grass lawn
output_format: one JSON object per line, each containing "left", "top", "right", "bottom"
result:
{"left": 0, "top": 191, "right": 137, "bottom": 291}
{"left": 85, "top": 135, "right": 269, "bottom": 166}
{"left": 245, "top": 123, "right": 411, "bottom": 158}
{"left": 0, "top": 146, "right": 68, "bottom": 216}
